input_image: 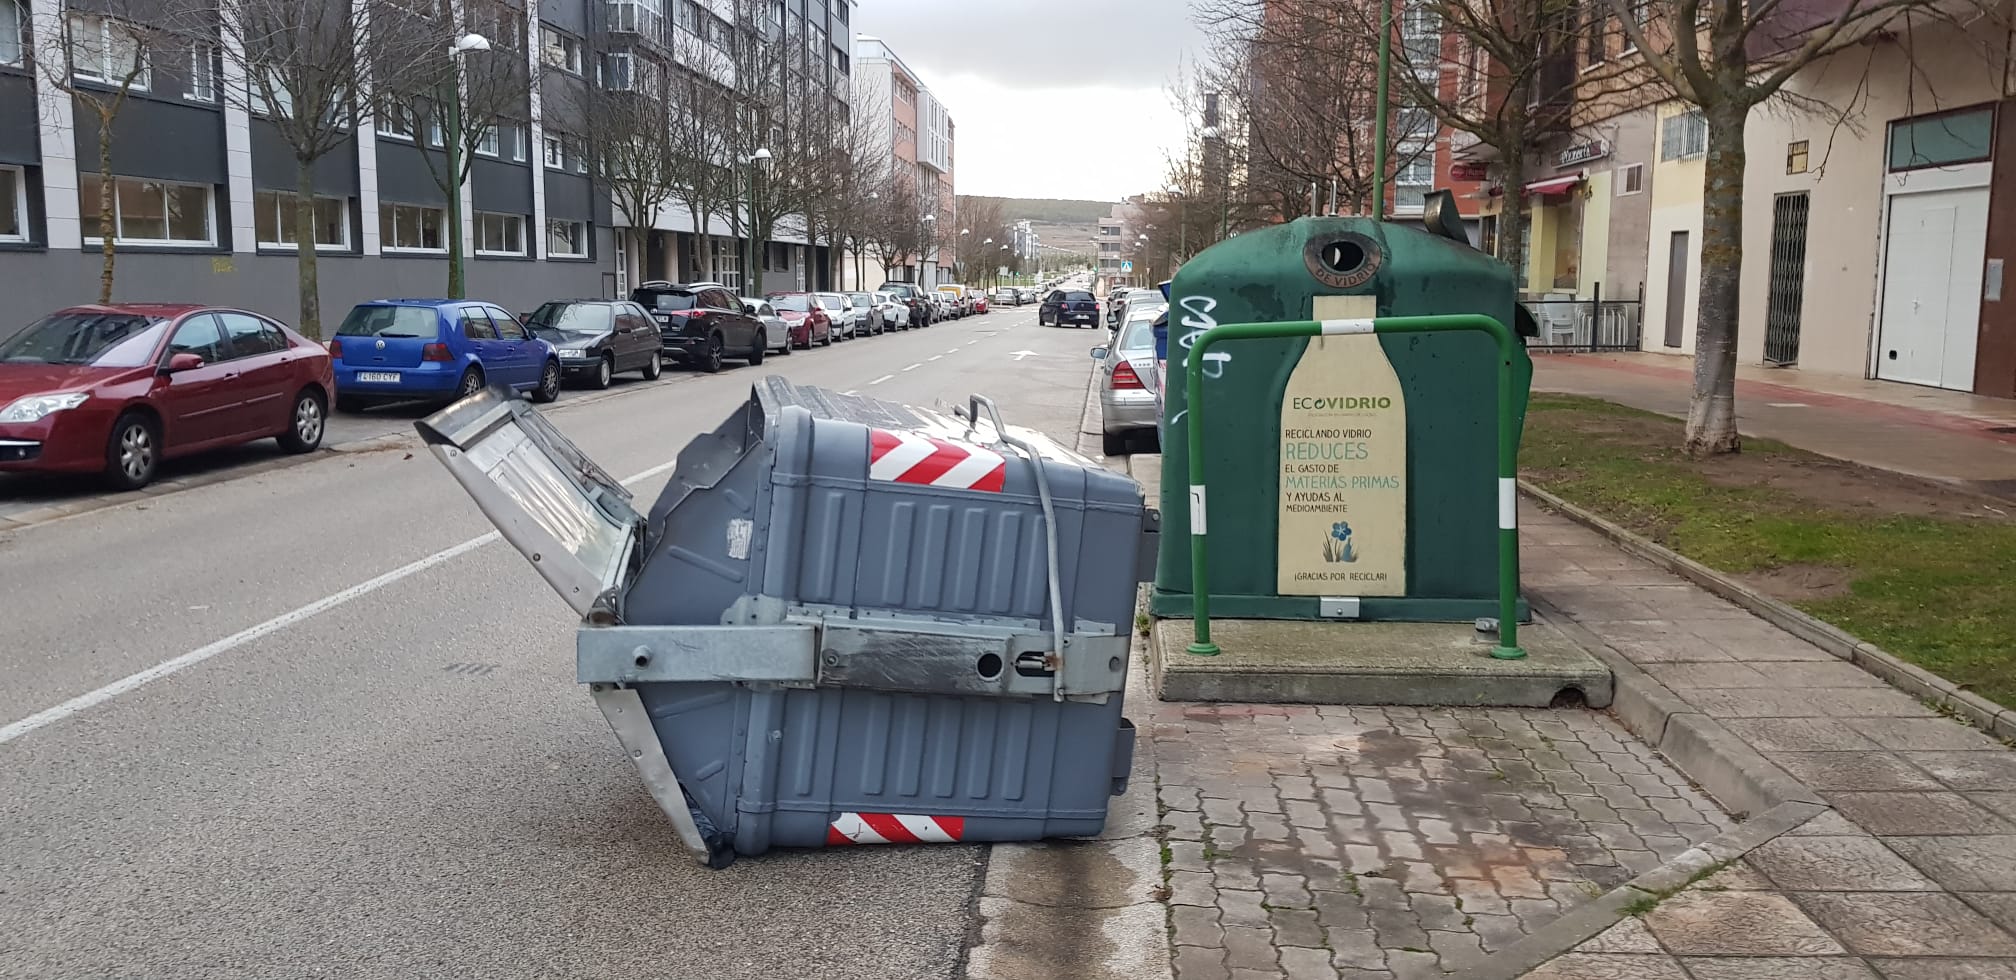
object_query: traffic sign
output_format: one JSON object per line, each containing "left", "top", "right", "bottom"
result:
{"left": 1120, "top": 261, "right": 1133, "bottom": 273}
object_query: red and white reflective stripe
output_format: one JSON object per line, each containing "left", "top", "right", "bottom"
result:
{"left": 868, "top": 428, "right": 1007, "bottom": 492}
{"left": 825, "top": 812, "right": 967, "bottom": 846}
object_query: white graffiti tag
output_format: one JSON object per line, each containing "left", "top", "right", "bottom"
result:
{"left": 1168, "top": 295, "right": 1233, "bottom": 427}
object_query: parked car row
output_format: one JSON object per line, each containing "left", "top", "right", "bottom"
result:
{"left": 1089, "top": 278, "right": 1169, "bottom": 457}
{"left": 1, "top": 279, "right": 974, "bottom": 490}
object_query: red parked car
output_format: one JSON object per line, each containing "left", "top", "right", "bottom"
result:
{"left": 0, "top": 304, "right": 336, "bottom": 490}
{"left": 764, "top": 292, "right": 834, "bottom": 349}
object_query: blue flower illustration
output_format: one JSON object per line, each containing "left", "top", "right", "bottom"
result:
{"left": 1322, "top": 521, "right": 1358, "bottom": 563}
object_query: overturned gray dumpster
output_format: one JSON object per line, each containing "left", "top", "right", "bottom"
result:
{"left": 417, "top": 377, "right": 1156, "bottom": 866}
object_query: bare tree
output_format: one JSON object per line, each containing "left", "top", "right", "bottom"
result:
{"left": 371, "top": 0, "right": 534, "bottom": 298}
{"left": 863, "top": 168, "right": 926, "bottom": 283}
{"left": 575, "top": 45, "right": 680, "bottom": 293}
{"left": 951, "top": 194, "right": 1007, "bottom": 284}
{"left": 186, "top": 0, "right": 382, "bottom": 337}
{"left": 658, "top": 57, "right": 739, "bottom": 285}
{"left": 32, "top": 0, "right": 179, "bottom": 302}
{"left": 1609, "top": 0, "right": 2001, "bottom": 454}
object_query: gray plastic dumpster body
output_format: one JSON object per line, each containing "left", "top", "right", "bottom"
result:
{"left": 417, "top": 377, "right": 1155, "bottom": 866}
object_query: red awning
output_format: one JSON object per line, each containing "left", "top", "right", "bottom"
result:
{"left": 1524, "top": 173, "right": 1585, "bottom": 196}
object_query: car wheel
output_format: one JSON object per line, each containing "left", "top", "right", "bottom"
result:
{"left": 456, "top": 367, "right": 486, "bottom": 400}
{"left": 278, "top": 388, "right": 326, "bottom": 454}
{"left": 747, "top": 336, "right": 765, "bottom": 366}
{"left": 642, "top": 352, "right": 663, "bottom": 380}
{"left": 820, "top": 328, "right": 833, "bottom": 347}
{"left": 699, "top": 334, "right": 725, "bottom": 373}
{"left": 779, "top": 334, "right": 794, "bottom": 355}
{"left": 593, "top": 354, "right": 614, "bottom": 389}
{"left": 104, "top": 412, "right": 160, "bottom": 491}
{"left": 532, "top": 360, "right": 562, "bottom": 402}
{"left": 336, "top": 394, "right": 365, "bottom": 413}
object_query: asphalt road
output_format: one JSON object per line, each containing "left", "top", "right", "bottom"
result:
{"left": 0, "top": 301, "right": 1117, "bottom": 980}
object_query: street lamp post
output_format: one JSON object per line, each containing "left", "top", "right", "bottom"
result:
{"left": 444, "top": 32, "right": 490, "bottom": 300}
{"left": 1202, "top": 124, "right": 1228, "bottom": 243}
{"left": 920, "top": 212, "right": 936, "bottom": 286}
{"left": 742, "top": 147, "right": 771, "bottom": 293}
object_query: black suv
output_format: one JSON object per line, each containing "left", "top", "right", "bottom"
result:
{"left": 631, "top": 281, "right": 766, "bottom": 373}
{"left": 878, "top": 282, "right": 936, "bottom": 327}
{"left": 1040, "top": 289, "right": 1100, "bottom": 328}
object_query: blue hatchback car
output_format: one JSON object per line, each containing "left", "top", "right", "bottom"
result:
{"left": 330, "top": 299, "right": 562, "bottom": 411}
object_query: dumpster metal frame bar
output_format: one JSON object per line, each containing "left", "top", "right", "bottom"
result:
{"left": 1181, "top": 313, "right": 1525, "bottom": 661}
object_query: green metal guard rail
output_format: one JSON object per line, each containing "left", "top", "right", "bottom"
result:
{"left": 1182, "top": 313, "right": 1526, "bottom": 660}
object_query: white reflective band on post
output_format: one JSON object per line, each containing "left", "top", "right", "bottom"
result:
{"left": 1318, "top": 318, "right": 1377, "bottom": 335}
{"left": 1499, "top": 478, "right": 1517, "bottom": 530}
{"left": 1189, "top": 484, "right": 1208, "bottom": 534}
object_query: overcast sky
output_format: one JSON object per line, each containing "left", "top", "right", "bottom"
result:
{"left": 854, "top": 0, "right": 1209, "bottom": 202}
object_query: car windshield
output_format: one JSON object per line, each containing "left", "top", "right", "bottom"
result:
{"left": 0, "top": 311, "right": 169, "bottom": 367}
{"left": 813, "top": 295, "right": 840, "bottom": 310}
{"left": 767, "top": 294, "right": 812, "bottom": 312}
{"left": 524, "top": 302, "right": 613, "bottom": 341}
{"left": 740, "top": 299, "right": 769, "bottom": 315}
{"left": 848, "top": 293, "right": 873, "bottom": 305}
{"left": 633, "top": 288, "right": 697, "bottom": 312}
{"left": 1062, "top": 291, "right": 1095, "bottom": 303}
{"left": 1119, "top": 316, "right": 1158, "bottom": 352}
{"left": 335, "top": 305, "right": 441, "bottom": 340}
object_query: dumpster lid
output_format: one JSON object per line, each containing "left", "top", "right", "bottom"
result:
{"left": 416, "top": 390, "right": 642, "bottom": 619}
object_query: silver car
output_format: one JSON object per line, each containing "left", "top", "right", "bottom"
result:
{"left": 873, "top": 291, "right": 910, "bottom": 329}
{"left": 814, "top": 292, "right": 856, "bottom": 339}
{"left": 741, "top": 296, "right": 793, "bottom": 355}
{"left": 1092, "top": 306, "right": 1163, "bottom": 456}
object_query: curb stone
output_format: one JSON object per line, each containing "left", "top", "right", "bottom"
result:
{"left": 1520, "top": 482, "right": 2016, "bottom": 740}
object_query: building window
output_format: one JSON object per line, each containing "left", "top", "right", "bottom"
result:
{"left": 379, "top": 201, "right": 446, "bottom": 251}
{"left": 254, "top": 66, "right": 295, "bottom": 117}
{"left": 1786, "top": 139, "right": 1809, "bottom": 174}
{"left": 68, "top": 14, "right": 149, "bottom": 90}
{"left": 475, "top": 212, "right": 525, "bottom": 256}
{"left": 541, "top": 28, "right": 582, "bottom": 74}
{"left": 0, "top": 0, "right": 21, "bottom": 67}
{"left": 543, "top": 133, "right": 565, "bottom": 168}
{"left": 1553, "top": 194, "right": 1583, "bottom": 290}
{"left": 1617, "top": 162, "right": 1644, "bottom": 195}
{"left": 1394, "top": 106, "right": 1436, "bottom": 144}
{"left": 187, "top": 44, "right": 216, "bottom": 102}
{"left": 1660, "top": 109, "right": 1707, "bottom": 161}
{"left": 506, "top": 123, "right": 524, "bottom": 161}
{"left": 1583, "top": 5, "right": 1607, "bottom": 66}
{"left": 79, "top": 175, "right": 213, "bottom": 245}
{"left": 426, "top": 115, "right": 445, "bottom": 148}
{"left": 377, "top": 103, "right": 415, "bottom": 140}
{"left": 0, "top": 165, "right": 25, "bottom": 242}
{"left": 1887, "top": 107, "right": 1995, "bottom": 172}
{"left": 1400, "top": 1, "right": 1440, "bottom": 65}
{"left": 255, "top": 191, "right": 349, "bottom": 249}
{"left": 475, "top": 124, "right": 499, "bottom": 157}
{"left": 1622, "top": 0, "right": 1648, "bottom": 52}
{"left": 1393, "top": 156, "right": 1434, "bottom": 213}
{"left": 547, "top": 218, "right": 588, "bottom": 257}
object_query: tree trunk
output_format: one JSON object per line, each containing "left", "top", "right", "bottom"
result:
{"left": 1494, "top": 142, "right": 1528, "bottom": 289}
{"left": 96, "top": 119, "right": 116, "bottom": 304}
{"left": 294, "top": 158, "right": 322, "bottom": 339}
{"left": 1686, "top": 104, "right": 1748, "bottom": 457}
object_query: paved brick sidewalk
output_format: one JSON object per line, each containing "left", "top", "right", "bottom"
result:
{"left": 1519, "top": 503, "right": 2016, "bottom": 978}
{"left": 1154, "top": 701, "right": 1731, "bottom": 979}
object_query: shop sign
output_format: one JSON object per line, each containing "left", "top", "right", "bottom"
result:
{"left": 1557, "top": 140, "right": 1609, "bottom": 168}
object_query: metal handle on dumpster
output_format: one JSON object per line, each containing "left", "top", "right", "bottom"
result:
{"left": 959, "top": 394, "right": 1069, "bottom": 701}
{"left": 1182, "top": 314, "right": 1525, "bottom": 661}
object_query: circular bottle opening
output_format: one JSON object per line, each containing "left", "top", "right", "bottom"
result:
{"left": 1320, "top": 239, "right": 1368, "bottom": 277}
{"left": 976, "top": 653, "right": 1004, "bottom": 679}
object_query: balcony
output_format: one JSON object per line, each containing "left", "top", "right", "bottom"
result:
{"left": 606, "top": 0, "right": 664, "bottom": 42}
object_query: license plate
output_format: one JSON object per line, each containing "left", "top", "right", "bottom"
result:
{"left": 356, "top": 371, "right": 400, "bottom": 383}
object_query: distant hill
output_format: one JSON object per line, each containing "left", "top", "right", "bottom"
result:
{"left": 996, "top": 198, "right": 1115, "bottom": 225}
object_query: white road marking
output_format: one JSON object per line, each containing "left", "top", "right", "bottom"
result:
{"left": 966, "top": 340, "right": 980, "bottom": 346}
{"left": 1767, "top": 402, "right": 1809, "bottom": 408}
{"left": 902, "top": 363, "right": 922, "bottom": 372}
{"left": 928, "top": 355, "right": 943, "bottom": 362}
{"left": 841, "top": 390, "right": 859, "bottom": 396}
{"left": 0, "top": 455, "right": 686, "bottom": 746}
{"left": 944, "top": 349, "right": 959, "bottom": 354}
{"left": 870, "top": 374, "right": 895, "bottom": 385}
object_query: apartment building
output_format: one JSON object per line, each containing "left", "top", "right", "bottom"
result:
{"left": 1468, "top": 0, "right": 2016, "bottom": 397}
{"left": 0, "top": 0, "right": 853, "bottom": 329}
{"left": 851, "top": 33, "right": 954, "bottom": 288}
{"left": 1097, "top": 200, "right": 1144, "bottom": 287}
